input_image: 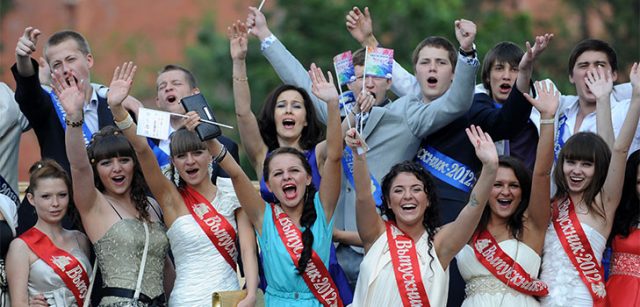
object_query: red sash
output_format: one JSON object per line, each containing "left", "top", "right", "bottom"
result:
{"left": 20, "top": 228, "right": 90, "bottom": 306}
{"left": 552, "top": 197, "right": 607, "bottom": 304}
{"left": 180, "top": 185, "right": 238, "bottom": 270}
{"left": 472, "top": 229, "right": 548, "bottom": 296}
{"left": 385, "top": 221, "right": 430, "bottom": 307}
{"left": 270, "top": 204, "right": 343, "bottom": 307}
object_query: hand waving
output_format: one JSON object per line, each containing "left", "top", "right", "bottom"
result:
{"left": 309, "top": 63, "right": 339, "bottom": 105}
{"left": 630, "top": 62, "right": 640, "bottom": 98}
{"left": 345, "top": 7, "right": 374, "bottom": 46}
{"left": 524, "top": 81, "right": 559, "bottom": 119}
{"left": 107, "top": 62, "right": 137, "bottom": 108}
{"left": 519, "top": 33, "right": 554, "bottom": 71}
{"left": 466, "top": 125, "right": 498, "bottom": 166}
{"left": 228, "top": 21, "right": 248, "bottom": 61}
{"left": 585, "top": 66, "right": 613, "bottom": 100}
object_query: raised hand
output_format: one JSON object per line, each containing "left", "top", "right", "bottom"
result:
{"left": 309, "top": 63, "right": 339, "bottom": 105}
{"left": 228, "top": 21, "right": 249, "bottom": 61}
{"left": 51, "top": 70, "right": 85, "bottom": 117}
{"left": 15, "top": 26, "right": 41, "bottom": 58}
{"left": 183, "top": 111, "right": 201, "bottom": 132}
{"left": 107, "top": 62, "right": 137, "bottom": 108}
{"left": 454, "top": 19, "right": 476, "bottom": 52}
{"left": 345, "top": 6, "right": 376, "bottom": 47}
{"left": 519, "top": 33, "right": 554, "bottom": 71}
{"left": 466, "top": 125, "right": 498, "bottom": 166}
{"left": 630, "top": 62, "right": 640, "bottom": 97}
{"left": 585, "top": 66, "right": 613, "bottom": 100}
{"left": 524, "top": 81, "right": 559, "bottom": 119}
{"left": 246, "top": 6, "right": 272, "bottom": 40}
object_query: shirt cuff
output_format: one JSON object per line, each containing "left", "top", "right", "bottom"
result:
{"left": 260, "top": 34, "right": 278, "bottom": 52}
{"left": 458, "top": 53, "right": 480, "bottom": 67}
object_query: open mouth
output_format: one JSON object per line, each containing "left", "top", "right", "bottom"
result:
{"left": 282, "top": 183, "right": 298, "bottom": 200}
{"left": 282, "top": 119, "right": 296, "bottom": 129}
{"left": 497, "top": 198, "right": 513, "bottom": 208}
{"left": 400, "top": 203, "right": 417, "bottom": 211}
{"left": 185, "top": 168, "right": 199, "bottom": 176}
{"left": 427, "top": 77, "right": 438, "bottom": 85}
{"left": 112, "top": 175, "right": 125, "bottom": 185}
{"left": 498, "top": 83, "right": 512, "bottom": 94}
{"left": 167, "top": 95, "right": 177, "bottom": 103}
{"left": 569, "top": 176, "right": 584, "bottom": 184}
{"left": 64, "top": 75, "right": 79, "bottom": 86}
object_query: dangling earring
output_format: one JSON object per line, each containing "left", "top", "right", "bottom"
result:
{"left": 208, "top": 161, "right": 214, "bottom": 177}
{"left": 173, "top": 165, "right": 180, "bottom": 186}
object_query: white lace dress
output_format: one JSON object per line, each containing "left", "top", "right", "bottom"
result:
{"left": 167, "top": 178, "right": 242, "bottom": 307}
{"left": 540, "top": 222, "right": 606, "bottom": 307}
{"left": 456, "top": 240, "right": 541, "bottom": 307}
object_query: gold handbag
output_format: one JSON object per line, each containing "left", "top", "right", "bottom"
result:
{"left": 211, "top": 289, "right": 264, "bottom": 307}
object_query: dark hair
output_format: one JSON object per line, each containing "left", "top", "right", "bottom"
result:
{"left": 158, "top": 64, "right": 198, "bottom": 89}
{"left": 263, "top": 147, "right": 317, "bottom": 273}
{"left": 610, "top": 150, "right": 640, "bottom": 240}
{"left": 412, "top": 36, "right": 457, "bottom": 70}
{"left": 87, "top": 126, "right": 151, "bottom": 221}
{"left": 553, "top": 132, "right": 611, "bottom": 218}
{"left": 568, "top": 39, "right": 618, "bottom": 76}
{"left": 168, "top": 128, "right": 209, "bottom": 187}
{"left": 352, "top": 48, "right": 366, "bottom": 67}
{"left": 478, "top": 156, "right": 531, "bottom": 239}
{"left": 381, "top": 161, "right": 439, "bottom": 267}
{"left": 257, "top": 85, "right": 325, "bottom": 151}
{"left": 44, "top": 30, "right": 91, "bottom": 61}
{"left": 481, "top": 42, "right": 525, "bottom": 94}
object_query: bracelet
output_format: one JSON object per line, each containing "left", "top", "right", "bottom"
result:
{"left": 233, "top": 76, "right": 248, "bottom": 82}
{"left": 540, "top": 118, "right": 555, "bottom": 125}
{"left": 65, "top": 116, "right": 84, "bottom": 128}
{"left": 114, "top": 113, "right": 134, "bottom": 130}
{"left": 213, "top": 145, "right": 228, "bottom": 164}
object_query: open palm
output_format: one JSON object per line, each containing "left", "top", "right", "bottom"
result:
{"left": 107, "top": 61, "right": 136, "bottom": 108}
{"left": 52, "top": 71, "right": 84, "bottom": 115}
{"left": 309, "top": 63, "right": 338, "bottom": 105}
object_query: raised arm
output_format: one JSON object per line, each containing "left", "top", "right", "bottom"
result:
{"left": 603, "top": 63, "right": 640, "bottom": 222}
{"left": 229, "top": 21, "right": 268, "bottom": 175}
{"left": 434, "top": 126, "right": 498, "bottom": 268}
{"left": 309, "top": 64, "right": 342, "bottom": 221}
{"left": 345, "top": 128, "right": 384, "bottom": 252}
{"left": 107, "top": 62, "right": 182, "bottom": 221}
{"left": 249, "top": 7, "right": 329, "bottom": 124}
{"left": 516, "top": 34, "right": 553, "bottom": 95}
{"left": 52, "top": 71, "right": 99, "bottom": 215}
{"left": 524, "top": 81, "right": 559, "bottom": 247}
{"left": 15, "top": 27, "right": 40, "bottom": 77}
{"left": 588, "top": 67, "right": 615, "bottom": 148}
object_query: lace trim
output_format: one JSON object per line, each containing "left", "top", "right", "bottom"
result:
{"left": 465, "top": 276, "right": 522, "bottom": 297}
{"left": 610, "top": 252, "right": 640, "bottom": 278}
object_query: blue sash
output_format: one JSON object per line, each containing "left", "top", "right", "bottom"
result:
{"left": 415, "top": 145, "right": 476, "bottom": 193}
{"left": 341, "top": 147, "right": 382, "bottom": 208}
{"left": 46, "top": 88, "right": 93, "bottom": 145}
{"left": 148, "top": 138, "right": 171, "bottom": 170}
{"left": 554, "top": 114, "right": 568, "bottom": 160}
{"left": 0, "top": 175, "right": 20, "bottom": 207}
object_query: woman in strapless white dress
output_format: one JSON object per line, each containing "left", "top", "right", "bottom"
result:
{"left": 456, "top": 81, "right": 557, "bottom": 307}
{"left": 106, "top": 64, "right": 259, "bottom": 306}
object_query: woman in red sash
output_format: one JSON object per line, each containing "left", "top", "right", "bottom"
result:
{"left": 607, "top": 150, "right": 640, "bottom": 306}
{"left": 105, "top": 60, "right": 259, "bottom": 306}
{"left": 6, "top": 160, "right": 92, "bottom": 307}
{"left": 52, "top": 69, "right": 171, "bottom": 306}
{"left": 209, "top": 63, "right": 343, "bottom": 307}
{"left": 539, "top": 64, "right": 640, "bottom": 307}
{"left": 346, "top": 125, "right": 499, "bottom": 307}
{"left": 456, "top": 81, "right": 558, "bottom": 306}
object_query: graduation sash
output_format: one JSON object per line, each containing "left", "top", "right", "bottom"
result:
{"left": 180, "top": 185, "right": 238, "bottom": 270}
{"left": 385, "top": 221, "right": 430, "bottom": 307}
{"left": 472, "top": 229, "right": 548, "bottom": 296}
{"left": 20, "top": 227, "right": 90, "bottom": 306}
{"left": 271, "top": 204, "right": 343, "bottom": 307}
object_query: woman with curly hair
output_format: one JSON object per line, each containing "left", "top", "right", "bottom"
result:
{"left": 52, "top": 70, "right": 171, "bottom": 306}
{"left": 346, "top": 125, "right": 498, "bottom": 307}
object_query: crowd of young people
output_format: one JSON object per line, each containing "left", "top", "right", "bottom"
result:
{"left": 1, "top": 4, "right": 639, "bottom": 307}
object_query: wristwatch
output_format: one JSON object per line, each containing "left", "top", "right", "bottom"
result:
{"left": 459, "top": 43, "right": 477, "bottom": 58}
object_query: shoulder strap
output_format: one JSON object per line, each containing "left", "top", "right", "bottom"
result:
{"left": 133, "top": 222, "right": 150, "bottom": 300}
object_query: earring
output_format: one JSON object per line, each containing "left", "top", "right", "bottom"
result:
{"left": 208, "top": 161, "right": 214, "bottom": 177}
{"left": 173, "top": 165, "right": 180, "bottom": 186}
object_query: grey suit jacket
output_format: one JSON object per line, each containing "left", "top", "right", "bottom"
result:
{"left": 262, "top": 38, "right": 478, "bottom": 251}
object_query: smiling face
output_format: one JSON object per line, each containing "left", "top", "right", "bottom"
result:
{"left": 489, "top": 167, "right": 522, "bottom": 221}
{"left": 274, "top": 90, "right": 308, "bottom": 144}
{"left": 96, "top": 156, "right": 135, "bottom": 196}
{"left": 414, "top": 46, "right": 455, "bottom": 103}
{"left": 488, "top": 61, "right": 519, "bottom": 103}
{"left": 387, "top": 172, "right": 429, "bottom": 227}
{"left": 28, "top": 178, "right": 70, "bottom": 224}
{"left": 172, "top": 149, "right": 212, "bottom": 187}
{"left": 156, "top": 69, "right": 198, "bottom": 114}
{"left": 265, "top": 153, "right": 312, "bottom": 209}
{"left": 569, "top": 50, "right": 618, "bottom": 105}
{"left": 46, "top": 39, "right": 93, "bottom": 92}
{"left": 562, "top": 158, "right": 595, "bottom": 195}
